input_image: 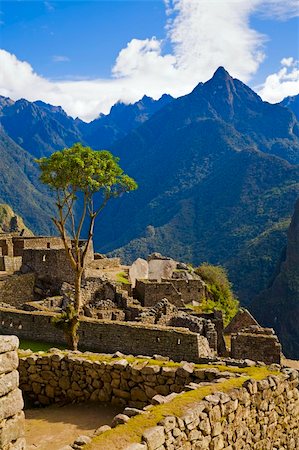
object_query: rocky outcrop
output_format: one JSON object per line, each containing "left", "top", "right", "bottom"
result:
{"left": 252, "top": 198, "right": 299, "bottom": 359}
{"left": 0, "top": 204, "right": 33, "bottom": 236}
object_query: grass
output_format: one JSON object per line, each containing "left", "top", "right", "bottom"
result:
{"left": 115, "top": 271, "right": 130, "bottom": 285}
{"left": 85, "top": 366, "right": 279, "bottom": 450}
{"left": 19, "top": 340, "right": 65, "bottom": 353}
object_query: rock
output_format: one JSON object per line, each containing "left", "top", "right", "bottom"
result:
{"left": 113, "top": 351, "right": 125, "bottom": 358}
{"left": 129, "top": 258, "right": 149, "bottom": 288}
{"left": 73, "top": 435, "right": 91, "bottom": 446}
{"left": 0, "top": 351, "right": 18, "bottom": 375}
{"left": 0, "top": 336, "right": 19, "bottom": 354}
{"left": 0, "top": 370, "right": 19, "bottom": 397}
{"left": 158, "top": 416, "right": 176, "bottom": 432}
{"left": 111, "top": 414, "right": 130, "bottom": 428}
{"left": 123, "top": 407, "right": 144, "bottom": 417}
{"left": 131, "top": 387, "right": 148, "bottom": 402}
{"left": 0, "top": 411, "right": 25, "bottom": 448}
{"left": 113, "top": 359, "right": 129, "bottom": 370}
{"left": 93, "top": 425, "right": 111, "bottom": 436}
{"left": 142, "top": 426, "right": 165, "bottom": 450}
{"left": 177, "top": 363, "right": 194, "bottom": 378}
{"left": 205, "top": 393, "right": 221, "bottom": 405}
{"left": 0, "top": 389, "right": 24, "bottom": 421}
{"left": 148, "top": 258, "right": 177, "bottom": 282}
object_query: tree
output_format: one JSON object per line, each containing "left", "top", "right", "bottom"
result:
{"left": 195, "top": 263, "right": 239, "bottom": 326}
{"left": 36, "top": 143, "right": 137, "bottom": 349}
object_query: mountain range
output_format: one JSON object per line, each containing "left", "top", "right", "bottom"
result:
{"left": 0, "top": 67, "right": 298, "bottom": 356}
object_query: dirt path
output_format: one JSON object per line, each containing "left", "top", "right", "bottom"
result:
{"left": 25, "top": 402, "right": 121, "bottom": 450}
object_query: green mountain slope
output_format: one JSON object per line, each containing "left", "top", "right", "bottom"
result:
{"left": 251, "top": 198, "right": 299, "bottom": 358}
{"left": 0, "top": 127, "right": 56, "bottom": 234}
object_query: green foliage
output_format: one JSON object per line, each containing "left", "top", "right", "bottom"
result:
{"left": 36, "top": 143, "right": 137, "bottom": 197}
{"left": 195, "top": 263, "right": 239, "bottom": 326}
{"left": 36, "top": 143, "right": 137, "bottom": 350}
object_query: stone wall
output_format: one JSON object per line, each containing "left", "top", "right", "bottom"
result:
{"left": 0, "top": 273, "right": 35, "bottom": 306}
{"left": 12, "top": 236, "right": 65, "bottom": 257}
{"left": 163, "top": 279, "right": 206, "bottom": 304}
{"left": 134, "top": 279, "right": 205, "bottom": 308}
{"left": 134, "top": 281, "right": 183, "bottom": 307}
{"left": 231, "top": 326, "right": 282, "bottom": 364}
{"left": 132, "top": 370, "right": 299, "bottom": 450}
{"left": 0, "top": 308, "right": 213, "bottom": 361}
{"left": 19, "top": 353, "right": 229, "bottom": 408}
{"left": 22, "top": 248, "right": 75, "bottom": 286}
{"left": 0, "top": 256, "right": 22, "bottom": 273}
{"left": 0, "top": 336, "right": 25, "bottom": 450}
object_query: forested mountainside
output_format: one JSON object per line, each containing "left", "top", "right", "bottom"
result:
{"left": 0, "top": 127, "right": 56, "bottom": 235}
{"left": 252, "top": 198, "right": 299, "bottom": 358}
{"left": 280, "top": 94, "right": 299, "bottom": 120}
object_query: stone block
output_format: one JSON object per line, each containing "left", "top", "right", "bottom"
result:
{"left": 0, "top": 412, "right": 25, "bottom": 447}
{"left": 148, "top": 259, "right": 176, "bottom": 282}
{"left": 3, "top": 437, "right": 26, "bottom": 450}
{"left": 0, "top": 371, "right": 19, "bottom": 398}
{"left": 0, "top": 337, "right": 19, "bottom": 354}
{"left": 0, "top": 389, "right": 24, "bottom": 421}
{"left": 142, "top": 426, "right": 165, "bottom": 450}
{"left": 0, "top": 352, "right": 18, "bottom": 375}
{"left": 129, "top": 259, "right": 149, "bottom": 288}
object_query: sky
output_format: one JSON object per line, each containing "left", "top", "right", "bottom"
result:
{"left": 0, "top": 0, "right": 298, "bottom": 122}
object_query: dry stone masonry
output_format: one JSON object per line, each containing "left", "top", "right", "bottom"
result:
{"left": 231, "top": 326, "right": 282, "bottom": 364}
{"left": 18, "top": 351, "right": 239, "bottom": 408}
{"left": 0, "top": 336, "right": 25, "bottom": 450}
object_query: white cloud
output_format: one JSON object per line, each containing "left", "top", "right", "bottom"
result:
{"left": 52, "top": 55, "right": 70, "bottom": 63}
{"left": 0, "top": 0, "right": 298, "bottom": 121}
{"left": 257, "top": 57, "right": 299, "bottom": 103}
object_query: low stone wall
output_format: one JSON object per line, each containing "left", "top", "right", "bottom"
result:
{"left": 18, "top": 352, "right": 237, "bottom": 408}
{"left": 0, "top": 336, "right": 25, "bottom": 450}
{"left": 132, "top": 370, "right": 299, "bottom": 450}
{"left": 0, "top": 273, "right": 35, "bottom": 306}
{"left": 0, "top": 308, "right": 213, "bottom": 361}
{"left": 231, "top": 326, "right": 281, "bottom": 364}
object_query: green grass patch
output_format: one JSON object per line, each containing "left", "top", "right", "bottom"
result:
{"left": 85, "top": 366, "right": 278, "bottom": 450}
{"left": 115, "top": 271, "right": 130, "bottom": 285}
{"left": 19, "top": 340, "right": 65, "bottom": 353}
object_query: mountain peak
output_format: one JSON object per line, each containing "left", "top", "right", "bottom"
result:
{"left": 213, "top": 66, "right": 231, "bottom": 79}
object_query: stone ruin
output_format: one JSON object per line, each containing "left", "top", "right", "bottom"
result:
{"left": 231, "top": 325, "right": 282, "bottom": 364}
{"left": 0, "top": 234, "right": 284, "bottom": 364}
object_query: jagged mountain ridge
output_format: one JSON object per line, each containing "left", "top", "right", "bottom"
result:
{"left": 0, "top": 94, "right": 173, "bottom": 158}
{"left": 77, "top": 94, "right": 173, "bottom": 149}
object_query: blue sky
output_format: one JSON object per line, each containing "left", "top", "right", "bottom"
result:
{"left": 0, "top": 1, "right": 298, "bottom": 121}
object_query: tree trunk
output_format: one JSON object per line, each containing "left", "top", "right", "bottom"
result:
{"left": 67, "top": 268, "right": 83, "bottom": 351}
{"left": 74, "top": 269, "right": 83, "bottom": 314}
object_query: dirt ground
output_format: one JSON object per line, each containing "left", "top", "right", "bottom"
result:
{"left": 25, "top": 402, "right": 121, "bottom": 450}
